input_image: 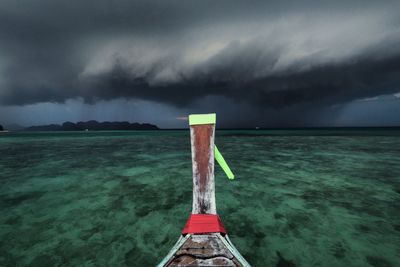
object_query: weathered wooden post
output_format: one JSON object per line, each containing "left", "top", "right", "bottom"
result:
{"left": 190, "top": 113, "right": 216, "bottom": 215}
{"left": 157, "top": 114, "right": 251, "bottom": 267}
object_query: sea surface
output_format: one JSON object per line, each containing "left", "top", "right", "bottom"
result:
{"left": 0, "top": 129, "right": 399, "bottom": 267}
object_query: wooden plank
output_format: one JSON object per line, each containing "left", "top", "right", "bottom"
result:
{"left": 190, "top": 124, "right": 216, "bottom": 214}
{"left": 164, "top": 234, "right": 243, "bottom": 267}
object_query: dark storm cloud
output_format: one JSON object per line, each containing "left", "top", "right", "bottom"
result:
{"left": 1, "top": 0, "right": 400, "bottom": 108}
{"left": 79, "top": 50, "right": 400, "bottom": 109}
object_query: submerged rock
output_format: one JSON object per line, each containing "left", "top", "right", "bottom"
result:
{"left": 366, "top": 255, "right": 393, "bottom": 267}
{"left": 276, "top": 251, "right": 298, "bottom": 267}
{"left": 330, "top": 242, "right": 346, "bottom": 259}
{"left": 394, "top": 187, "right": 400, "bottom": 195}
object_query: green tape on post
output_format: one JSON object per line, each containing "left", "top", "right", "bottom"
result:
{"left": 214, "top": 145, "right": 235, "bottom": 180}
{"left": 189, "top": 113, "right": 216, "bottom": 125}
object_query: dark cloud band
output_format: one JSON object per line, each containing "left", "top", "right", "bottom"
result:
{"left": 1, "top": 0, "right": 400, "bottom": 110}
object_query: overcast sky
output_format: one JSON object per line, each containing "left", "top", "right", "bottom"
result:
{"left": 0, "top": 0, "right": 399, "bottom": 128}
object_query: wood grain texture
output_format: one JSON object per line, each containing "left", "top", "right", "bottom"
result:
{"left": 190, "top": 124, "right": 216, "bottom": 214}
{"left": 164, "top": 234, "right": 243, "bottom": 267}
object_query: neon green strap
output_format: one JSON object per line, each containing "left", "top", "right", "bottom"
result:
{"left": 214, "top": 145, "right": 235, "bottom": 180}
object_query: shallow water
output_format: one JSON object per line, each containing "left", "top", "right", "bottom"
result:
{"left": 0, "top": 130, "right": 399, "bottom": 266}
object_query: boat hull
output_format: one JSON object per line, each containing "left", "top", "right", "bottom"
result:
{"left": 158, "top": 233, "right": 250, "bottom": 267}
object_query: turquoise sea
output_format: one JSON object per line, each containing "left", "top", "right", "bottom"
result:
{"left": 0, "top": 129, "right": 399, "bottom": 266}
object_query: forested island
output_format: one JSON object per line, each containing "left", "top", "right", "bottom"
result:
{"left": 25, "top": 120, "right": 159, "bottom": 131}
{"left": 0, "top": 124, "right": 3, "bottom": 131}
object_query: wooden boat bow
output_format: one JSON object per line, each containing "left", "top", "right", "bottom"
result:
{"left": 157, "top": 114, "right": 251, "bottom": 267}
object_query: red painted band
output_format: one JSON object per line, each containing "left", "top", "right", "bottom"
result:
{"left": 181, "top": 214, "right": 227, "bottom": 235}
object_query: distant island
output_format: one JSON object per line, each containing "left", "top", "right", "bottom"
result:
{"left": 0, "top": 124, "right": 3, "bottom": 131}
{"left": 25, "top": 120, "right": 159, "bottom": 131}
